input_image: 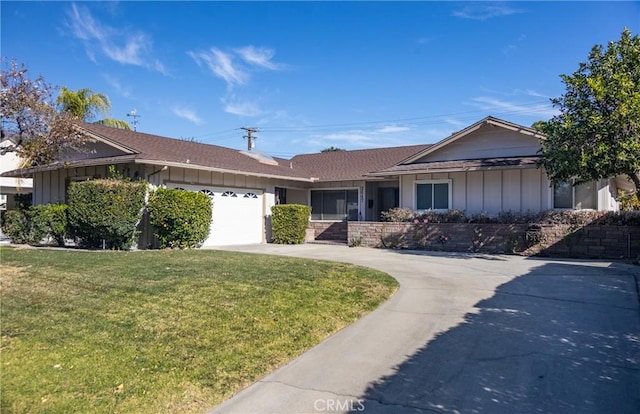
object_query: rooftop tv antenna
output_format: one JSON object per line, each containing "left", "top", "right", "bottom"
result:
{"left": 126, "top": 109, "right": 141, "bottom": 131}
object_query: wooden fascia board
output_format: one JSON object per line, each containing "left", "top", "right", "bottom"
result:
{"left": 132, "top": 159, "right": 316, "bottom": 183}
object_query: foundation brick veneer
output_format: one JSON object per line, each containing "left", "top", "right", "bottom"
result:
{"left": 347, "top": 222, "right": 640, "bottom": 259}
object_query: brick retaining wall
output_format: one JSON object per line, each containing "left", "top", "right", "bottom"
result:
{"left": 309, "top": 221, "right": 348, "bottom": 241}
{"left": 348, "top": 222, "right": 639, "bottom": 259}
{"left": 531, "top": 224, "right": 640, "bottom": 259}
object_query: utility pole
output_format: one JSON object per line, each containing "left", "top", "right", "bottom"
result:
{"left": 127, "top": 109, "right": 141, "bottom": 131}
{"left": 241, "top": 127, "right": 258, "bottom": 151}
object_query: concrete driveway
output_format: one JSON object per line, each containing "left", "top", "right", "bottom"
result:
{"left": 208, "top": 244, "right": 640, "bottom": 414}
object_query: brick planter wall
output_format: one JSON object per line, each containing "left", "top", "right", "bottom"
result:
{"left": 348, "top": 222, "right": 640, "bottom": 259}
{"left": 309, "top": 221, "right": 348, "bottom": 241}
{"left": 530, "top": 224, "right": 640, "bottom": 259}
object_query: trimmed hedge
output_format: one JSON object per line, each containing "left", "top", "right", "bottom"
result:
{"left": 67, "top": 179, "right": 147, "bottom": 249}
{"left": 1, "top": 204, "right": 68, "bottom": 245}
{"left": 148, "top": 188, "right": 212, "bottom": 248}
{"left": 271, "top": 204, "right": 311, "bottom": 244}
{"left": 30, "top": 204, "right": 68, "bottom": 246}
{"left": 28, "top": 204, "right": 68, "bottom": 246}
{"left": 1, "top": 209, "right": 33, "bottom": 244}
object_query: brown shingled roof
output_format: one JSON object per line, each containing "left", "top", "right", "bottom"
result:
{"left": 78, "top": 122, "right": 314, "bottom": 180}
{"left": 1, "top": 123, "right": 433, "bottom": 181}
{"left": 290, "top": 145, "right": 432, "bottom": 181}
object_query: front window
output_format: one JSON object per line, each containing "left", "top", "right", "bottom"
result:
{"left": 416, "top": 181, "right": 450, "bottom": 210}
{"left": 311, "top": 189, "right": 358, "bottom": 220}
{"left": 553, "top": 180, "right": 597, "bottom": 209}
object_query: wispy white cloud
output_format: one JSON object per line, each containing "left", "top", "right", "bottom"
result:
{"left": 469, "top": 96, "right": 558, "bottom": 118}
{"left": 172, "top": 106, "right": 205, "bottom": 126}
{"left": 102, "top": 74, "right": 131, "bottom": 98}
{"left": 521, "top": 89, "right": 552, "bottom": 99}
{"left": 188, "top": 48, "right": 247, "bottom": 88}
{"left": 66, "top": 4, "right": 167, "bottom": 74}
{"left": 188, "top": 45, "right": 286, "bottom": 89}
{"left": 502, "top": 34, "right": 527, "bottom": 56}
{"left": 223, "top": 99, "right": 263, "bottom": 117}
{"left": 376, "top": 125, "right": 410, "bottom": 134}
{"left": 444, "top": 118, "right": 467, "bottom": 128}
{"left": 235, "top": 46, "right": 283, "bottom": 70}
{"left": 309, "top": 125, "right": 416, "bottom": 149}
{"left": 452, "top": 4, "right": 522, "bottom": 21}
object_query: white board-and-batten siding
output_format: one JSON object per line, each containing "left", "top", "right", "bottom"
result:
{"left": 400, "top": 168, "right": 552, "bottom": 214}
{"left": 415, "top": 127, "right": 542, "bottom": 163}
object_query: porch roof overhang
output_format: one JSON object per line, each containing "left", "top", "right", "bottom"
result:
{"left": 367, "top": 156, "right": 541, "bottom": 177}
{"left": 1, "top": 155, "right": 317, "bottom": 183}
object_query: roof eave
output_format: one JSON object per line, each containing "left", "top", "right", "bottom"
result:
{"left": 369, "top": 164, "right": 540, "bottom": 176}
{"left": 2, "top": 157, "right": 316, "bottom": 183}
{"left": 133, "top": 159, "right": 316, "bottom": 183}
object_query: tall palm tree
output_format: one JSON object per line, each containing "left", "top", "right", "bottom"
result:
{"left": 57, "top": 87, "right": 131, "bottom": 130}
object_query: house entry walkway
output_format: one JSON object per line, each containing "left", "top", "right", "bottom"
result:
{"left": 208, "top": 244, "right": 640, "bottom": 414}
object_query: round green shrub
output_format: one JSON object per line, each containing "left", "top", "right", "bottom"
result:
{"left": 1, "top": 210, "right": 33, "bottom": 244}
{"left": 30, "top": 204, "right": 68, "bottom": 246}
{"left": 148, "top": 188, "right": 212, "bottom": 248}
{"left": 67, "top": 179, "right": 147, "bottom": 249}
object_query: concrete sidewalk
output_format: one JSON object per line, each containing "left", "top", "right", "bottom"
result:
{"left": 208, "top": 244, "right": 640, "bottom": 414}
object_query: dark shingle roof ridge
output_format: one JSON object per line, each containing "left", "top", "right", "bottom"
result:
{"left": 79, "top": 121, "right": 243, "bottom": 155}
{"left": 291, "top": 143, "right": 432, "bottom": 159}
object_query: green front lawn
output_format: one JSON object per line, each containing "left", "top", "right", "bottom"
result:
{"left": 0, "top": 247, "right": 397, "bottom": 413}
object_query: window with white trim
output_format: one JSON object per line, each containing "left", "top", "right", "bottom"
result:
{"left": 416, "top": 181, "right": 451, "bottom": 210}
{"left": 553, "top": 180, "right": 597, "bottom": 209}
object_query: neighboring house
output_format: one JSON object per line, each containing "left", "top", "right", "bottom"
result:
{"left": 1, "top": 116, "right": 626, "bottom": 246}
{"left": 0, "top": 139, "right": 33, "bottom": 211}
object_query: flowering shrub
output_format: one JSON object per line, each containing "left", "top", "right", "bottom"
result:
{"left": 379, "top": 208, "right": 640, "bottom": 226}
{"left": 380, "top": 207, "right": 415, "bottom": 222}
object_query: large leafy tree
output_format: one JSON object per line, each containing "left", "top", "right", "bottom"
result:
{"left": 538, "top": 29, "right": 640, "bottom": 202}
{"left": 57, "top": 87, "right": 131, "bottom": 130}
{"left": 1, "top": 59, "right": 86, "bottom": 166}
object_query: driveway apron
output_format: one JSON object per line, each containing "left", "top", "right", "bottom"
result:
{"left": 208, "top": 244, "right": 640, "bottom": 414}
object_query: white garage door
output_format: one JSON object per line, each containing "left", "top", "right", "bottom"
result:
{"left": 167, "top": 184, "right": 264, "bottom": 246}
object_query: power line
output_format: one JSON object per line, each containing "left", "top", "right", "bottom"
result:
{"left": 257, "top": 100, "right": 553, "bottom": 133}
{"left": 241, "top": 127, "right": 258, "bottom": 151}
{"left": 188, "top": 100, "right": 554, "bottom": 142}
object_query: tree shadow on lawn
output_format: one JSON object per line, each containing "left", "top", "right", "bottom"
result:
{"left": 352, "top": 261, "right": 640, "bottom": 414}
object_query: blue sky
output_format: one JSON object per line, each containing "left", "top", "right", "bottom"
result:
{"left": 2, "top": 1, "right": 639, "bottom": 157}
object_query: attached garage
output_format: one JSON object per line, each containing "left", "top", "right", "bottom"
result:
{"left": 167, "top": 184, "right": 264, "bottom": 246}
